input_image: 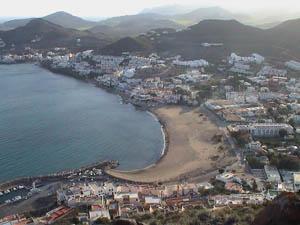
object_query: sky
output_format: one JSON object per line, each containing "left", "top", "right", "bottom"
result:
{"left": 0, "top": 0, "right": 300, "bottom": 18}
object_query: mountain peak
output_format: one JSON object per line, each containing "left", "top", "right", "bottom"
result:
{"left": 43, "top": 11, "right": 96, "bottom": 29}
{"left": 45, "top": 11, "right": 77, "bottom": 19}
{"left": 25, "top": 18, "right": 63, "bottom": 29}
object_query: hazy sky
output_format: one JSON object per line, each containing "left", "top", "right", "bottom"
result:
{"left": 0, "top": 0, "right": 300, "bottom": 18}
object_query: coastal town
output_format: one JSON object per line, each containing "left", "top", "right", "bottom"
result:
{"left": 0, "top": 44, "right": 300, "bottom": 224}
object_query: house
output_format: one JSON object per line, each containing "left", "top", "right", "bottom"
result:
{"left": 247, "top": 141, "right": 262, "bottom": 152}
{"left": 225, "top": 182, "right": 244, "bottom": 193}
{"left": 229, "top": 53, "right": 264, "bottom": 65}
{"left": 257, "top": 66, "right": 287, "bottom": 78}
{"left": 226, "top": 92, "right": 246, "bottom": 104}
{"left": 264, "top": 165, "right": 282, "bottom": 183}
{"left": 89, "top": 205, "right": 111, "bottom": 222}
{"left": 285, "top": 60, "right": 300, "bottom": 71}
{"left": 114, "top": 193, "right": 140, "bottom": 205}
{"left": 234, "top": 123, "right": 294, "bottom": 138}
{"left": 216, "top": 173, "right": 235, "bottom": 183}
{"left": 259, "top": 92, "right": 285, "bottom": 101}
{"left": 229, "top": 63, "right": 254, "bottom": 75}
{"left": 293, "top": 172, "right": 300, "bottom": 192}
{"left": 144, "top": 196, "right": 162, "bottom": 205}
{"left": 173, "top": 59, "right": 209, "bottom": 67}
{"left": 0, "top": 38, "right": 6, "bottom": 48}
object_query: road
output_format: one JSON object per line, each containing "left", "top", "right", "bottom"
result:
{"left": 0, "top": 182, "right": 61, "bottom": 217}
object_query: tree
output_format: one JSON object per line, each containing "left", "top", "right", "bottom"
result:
{"left": 279, "top": 129, "right": 288, "bottom": 138}
{"left": 198, "top": 187, "right": 209, "bottom": 197}
{"left": 252, "top": 179, "right": 258, "bottom": 192}
{"left": 289, "top": 118, "right": 296, "bottom": 127}
{"left": 218, "top": 168, "right": 225, "bottom": 174}
{"left": 94, "top": 217, "right": 110, "bottom": 224}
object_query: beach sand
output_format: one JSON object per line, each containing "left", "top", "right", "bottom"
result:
{"left": 106, "top": 106, "right": 235, "bottom": 183}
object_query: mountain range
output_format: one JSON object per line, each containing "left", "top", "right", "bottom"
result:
{"left": 89, "top": 13, "right": 184, "bottom": 40}
{"left": 0, "top": 11, "right": 97, "bottom": 31}
{"left": 0, "top": 19, "right": 108, "bottom": 50}
{"left": 1, "top": 8, "right": 300, "bottom": 62}
{"left": 101, "top": 19, "right": 300, "bottom": 62}
{"left": 1, "top": 6, "right": 296, "bottom": 37}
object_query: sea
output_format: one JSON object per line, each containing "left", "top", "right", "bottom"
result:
{"left": 0, "top": 64, "right": 163, "bottom": 182}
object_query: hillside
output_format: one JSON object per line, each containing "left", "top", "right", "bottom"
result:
{"left": 140, "top": 4, "right": 196, "bottom": 16}
{"left": 108, "top": 19, "right": 265, "bottom": 61}
{"left": 43, "top": 11, "right": 97, "bottom": 29}
{"left": 0, "top": 18, "right": 108, "bottom": 50}
{"left": 89, "top": 13, "right": 184, "bottom": 39}
{"left": 101, "top": 18, "right": 300, "bottom": 61}
{"left": 1, "top": 18, "right": 33, "bottom": 30}
{"left": 0, "top": 11, "right": 96, "bottom": 30}
{"left": 163, "top": 19, "right": 300, "bottom": 60}
{"left": 100, "top": 37, "right": 153, "bottom": 55}
{"left": 172, "top": 7, "right": 238, "bottom": 25}
{"left": 267, "top": 18, "right": 300, "bottom": 45}
{"left": 252, "top": 192, "right": 300, "bottom": 225}
{"left": 265, "top": 18, "right": 300, "bottom": 59}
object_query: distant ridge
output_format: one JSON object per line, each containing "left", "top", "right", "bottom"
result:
{"left": 172, "top": 7, "right": 238, "bottom": 25}
{"left": 89, "top": 13, "right": 184, "bottom": 39}
{"left": 43, "top": 11, "right": 97, "bottom": 29}
{"left": 0, "top": 11, "right": 96, "bottom": 30}
{"left": 0, "top": 18, "right": 108, "bottom": 50}
{"left": 102, "top": 18, "right": 300, "bottom": 61}
{"left": 140, "top": 4, "right": 197, "bottom": 15}
{"left": 101, "top": 37, "right": 153, "bottom": 55}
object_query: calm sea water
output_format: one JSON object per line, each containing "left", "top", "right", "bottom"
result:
{"left": 0, "top": 64, "right": 163, "bottom": 182}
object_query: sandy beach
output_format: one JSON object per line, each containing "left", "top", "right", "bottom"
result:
{"left": 106, "top": 106, "right": 236, "bottom": 183}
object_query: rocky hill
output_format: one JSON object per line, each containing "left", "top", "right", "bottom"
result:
{"left": 0, "top": 18, "right": 108, "bottom": 50}
{"left": 102, "top": 18, "right": 300, "bottom": 62}
{"left": 252, "top": 192, "right": 300, "bottom": 225}
{"left": 0, "top": 11, "right": 96, "bottom": 30}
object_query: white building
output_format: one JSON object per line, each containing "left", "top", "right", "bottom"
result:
{"left": 145, "top": 196, "right": 162, "bottom": 205}
{"left": 235, "top": 123, "right": 294, "bottom": 138}
{"left": 226, "top": 92, "right": 246, "bottom": 104}
{"left": 293, "top": 172, "right": 300, "bottom": 192}
{"left": 201, "top": 42, "right": 223, "bottom": 47}
{"left": 216, "top": 173, "right": 235, "bottom": 183}
{"left": 229, "top": 53, "right": 264, "bottom": 64}
{"left": 122, "top": 68, "right": 135, "bottom": 78}
{"left": 285, "top": 60, "right": 300, "bottom": 71}
{"left": 0, "top": 38, "right": 6, "bottom": 48}
{"left": 173, "top": 59, "right": 209, "bottom": 67}
{"left": 259, "top": 92, "right": 285, "bottom": 101}
{"left": 247, "top": 141, "right": 262, "bottom": 152}
{"left": 89, "top": 208, "right": 111, "bottom": 221}
{"left": 114, "top": 193, "right": 139, "bottom": 204}
{"left": 257, "top": 66, "right": 287, "bottom": 77}
{"left": 264, "top": 165, "right": 282, "bottom": 183}
{"left": 229, "top": 62, "right": 254, "bottom": 75}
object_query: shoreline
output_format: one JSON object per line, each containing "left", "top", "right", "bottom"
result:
{"left": 0, "top": 160, "right": 117, "bottom": 191}
{"left": 146, "top": 110, "right": 168, "bottom": 158}
{"left": 1, "top": 63, "right": 234, "bottom": 185}
{"left": 0, "top": 63, "right": 167, "bottom": 186}
{"left": 106, "top": 106, "right": 236, "bottom": 183}
{"left": 113, "top": 109, "right": 170, "bottom": 173}
{"left": 38, "top": 63, "right": 171, "bottom": 173}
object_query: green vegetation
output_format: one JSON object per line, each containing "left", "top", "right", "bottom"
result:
{"left": 270, "top": 154, "right": 300, "bottom": 171}
{"left": 194, "top": 84, "right": 212, "bottom": 102}
{"left": 132, "top": 205, "right": 262, "bottom": 225}
{"left": 246, "top": 156, "right": 265, "bottom": 169}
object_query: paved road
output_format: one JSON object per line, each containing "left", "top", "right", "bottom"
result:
{"left": 0, "top": 182, "right": 61, "bottom": 217}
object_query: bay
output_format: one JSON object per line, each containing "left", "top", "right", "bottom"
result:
{"left": 0, "top": 64, "right": 163, "bottom": 182}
